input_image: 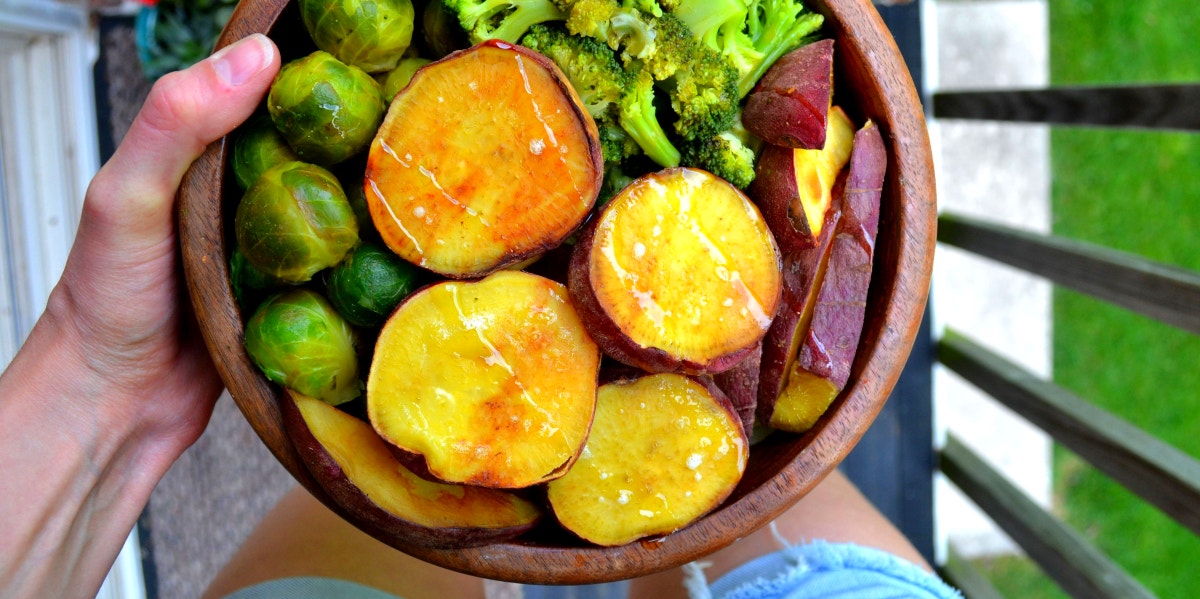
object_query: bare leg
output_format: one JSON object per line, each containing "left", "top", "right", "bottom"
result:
{"left": 628, "top": 470, "right": 930, "bottom": 599}
{"left": 201, "top": 485, "right": 485, "bottom": 599}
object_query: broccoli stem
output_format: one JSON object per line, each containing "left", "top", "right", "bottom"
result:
{"left": 619, "top": 72, "right": 681, "bottom": 167}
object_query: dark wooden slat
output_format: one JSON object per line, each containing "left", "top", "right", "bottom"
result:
{"left": 932, "top": 84, "right": 1200, "bottom": 130}
{"left": 842, "top": 308, "right": 935, "bottom": 563}
{"left": 939, "top": 435, "right": 1154, "bottom": 599}
{"left": 940, "top": 548, "right": 1005, "bottom": 599}
{"left": 940, "top": 332, "right": 1200, "bottom": 536}
{"left": 938, "top": 214, "right": 1200, "bottom": 335}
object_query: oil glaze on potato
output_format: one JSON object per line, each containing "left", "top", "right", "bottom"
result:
{"left": 768, "top": 121, "right": 886, "bottom": 433}
{"left": 749, "top": 106, "right": 854, "bottom": 253}
{"left": 569, "top": 168, "right": 782, "bottom": 375}
{"left": 546, "top": 373, "right": 748, "bottom": 546}
{"left": 367, "top": 270, "right": 600, "bottom": 489}
{"left": 743, "top": 40, "right": 835, "bottom": 150}
{"left": 364, "top": 41, "right": 603, "bottom": 278}
{"left": 282, "top": 391, "right": 542, "bottom": 549}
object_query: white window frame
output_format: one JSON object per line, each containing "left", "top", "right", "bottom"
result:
{"left": 0, "top": 1, "right": 145, "bottom": 598}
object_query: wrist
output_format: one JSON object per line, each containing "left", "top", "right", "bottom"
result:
{"left": 0, "top": 299, "right": 175, "bottom": 595}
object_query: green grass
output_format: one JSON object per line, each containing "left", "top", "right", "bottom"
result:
{"left": 985, "top": 1, "right": 1200, "bottom": 596}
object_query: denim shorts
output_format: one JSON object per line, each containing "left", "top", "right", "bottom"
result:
{"left": 223, "top": 541, "right": 960, "bottom": 599}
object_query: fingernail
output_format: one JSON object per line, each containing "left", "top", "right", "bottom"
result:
{"left": 210, "top": 33, "right": 272, "bottom": 87}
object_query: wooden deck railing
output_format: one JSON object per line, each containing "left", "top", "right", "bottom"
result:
{"left": 932, "top": 86, "right": 1200, "bottom": 597}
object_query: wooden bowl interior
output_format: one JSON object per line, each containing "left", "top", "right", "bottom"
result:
{"left": 178, "top": 0, "right": 934, "bottom": 584}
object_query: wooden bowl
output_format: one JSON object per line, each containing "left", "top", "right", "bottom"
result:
{"left": 179, "top": 0, "right": 934, "bottom": 585}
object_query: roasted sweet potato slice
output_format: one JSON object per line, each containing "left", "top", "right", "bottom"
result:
{"left": 749, "top": 106, "right": 855, "bottom": 253}
{"left": 367, "top": 270, "right": 600, "bottom": 488}
{"left": 364, "top": 41, "right": 603, "bottom": 278}
{"left": 743, "top": 39, "right": 835, "bottom": 150}
{"left": 282, "top": 391, "right": 542, "bottom": 549}
{"left": 569, "top": 168, "right": 782, "bottom": 375}
{"left": 767, "top": 121, "right": 886, "bottom": 433}
{"left": 757, "top": 197, "right": 842, "bottom": 426}
{"left": 546, "top": 373, "right": 748, "bottom": 546}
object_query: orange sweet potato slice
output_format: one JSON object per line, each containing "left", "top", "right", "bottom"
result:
{"left": 365, "top": 41, "right": 603, "bottom": 278}
{"left": 367, "top": 270, "right": 600, "bottom": 488}
{"left": 546, "top": 373, "right": 748, "bottom": 546}
{"left": 569, "top": 168, "right": 782, "bottom": 375}
{"left": 282, "top": 390, "right": 542, "bottom": 549}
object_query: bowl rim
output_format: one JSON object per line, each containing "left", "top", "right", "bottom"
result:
{"left": 178, "top": 0, "right": 935, "bottom": 584}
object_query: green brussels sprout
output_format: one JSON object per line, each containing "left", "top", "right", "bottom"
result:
{"left": 340, "top": 172, "right": 379, "bottom": 241}
{"left": 244, "top": 289, "right": 362, "bottom": 405}
{"left": 377, "top": 56, "right": 431, "bottom": 102}
{"left": 231, "top": 115, "right": 300, "bottom": 190}
{"left": 299, "top": 0, "right": 415, "bottom": 73}
{"left": 325, "top": 242, "right": 422, "bottom": 327}
{"left": 229, "top": 248, "right": 286, "bottom": 312}
{"left": 268, "top": 51, "right": 385, "bottom": 166}
{"left": 235, "top": 161, "right": 359, "bottom": 283}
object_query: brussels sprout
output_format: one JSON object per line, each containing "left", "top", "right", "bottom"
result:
{"left": 377, "top": 56, "right": 431, "bottom": 102}
{"left": 235, "top": 161, "right": 359, "bottom": 283}
{"left": 231, "top": 115, "right": 300, "bottom": 190}
{"left": 340, "top": 172, "right": 379, "bottom": 241}
{"left": 244, "top": 289, "right": 362, "bottom": 405}
{"left": 325, "top": 242, "right": 422, "bottom": 327}
{"left": 229, "top": 248, "right": 286, "bottom": 312}
{"left": 299, "top": 0, "right": 415, "bottom": 73}
{"left": 268, "top": 51, "right": 386, "bottom": 166}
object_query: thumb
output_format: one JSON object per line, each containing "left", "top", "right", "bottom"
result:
{"left": 85, "top": 33, "right": 280, "bottom": 251}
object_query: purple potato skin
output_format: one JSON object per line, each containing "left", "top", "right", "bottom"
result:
{"left": 793, "top": 121, "right": 886, "bottom": 390}
{"left": 756, "top": 201, "right": 843, "bottom": 426}
{"left": 743, "top": 40, "right": 836, "bottom": 150}
{"left": 712, "top": 343, "right": 763, "bottom": 437}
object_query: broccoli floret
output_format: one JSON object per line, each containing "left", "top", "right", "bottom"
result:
{"left": 521, "top": 24, "right": 640, "bottom": 167}
{"left": 598, "top": 113, "right": 643, "bottom": 165}
{"left": 444, "top": 0, "right": 568, "bottom": 44}
{"left": 668, "top": 44, "right": 739, "bottom": 140}
{"left": 670, "top": 0, "right": 823, "bottom": 97}
{"left": 565, "top": 0, "right": 654, "bottom": 60}
{"left": 680, "top": 129, "right": 757, "bottom": 189}
{"left": 619, "top": 64, "right": 681, "bottom": 167}
{"left": 522, "top": 24, "right": 624, "bottom": 118}
{"left": 563, "top": 0, "right": 695, "bottom": 79}
{"left": 742, "top": 0, "right": 823, "bottom": 96}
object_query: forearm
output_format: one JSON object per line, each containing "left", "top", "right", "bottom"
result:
{"left": 0, "top": 297, "right": 183, "bottom": 597}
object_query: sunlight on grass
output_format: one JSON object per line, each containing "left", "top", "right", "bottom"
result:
{"left": 1047, "top": 0, "right": 1200, "bottom": 596}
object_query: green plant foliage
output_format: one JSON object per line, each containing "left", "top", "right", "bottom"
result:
{"left": 137, "top": 0, "right": 239, "bottom": 80}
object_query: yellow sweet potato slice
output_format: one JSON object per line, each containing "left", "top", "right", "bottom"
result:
{"left": 283, "top": 391, "right": 542, "bottom": 549}
{"left": 547, "top": 373, "right": 748, "bottom": 546}
{"left": 569, "top": 167, "right": 782, "bottom": 375}
{"left": 367, "top": 270, "right": 600, "bottom": 488}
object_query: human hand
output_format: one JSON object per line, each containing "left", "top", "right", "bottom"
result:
{"left": 62, "top": 33, "right": 281, "bottom": 452}
{"left": 0, "top": 33, "right": 280, "bottom": 596}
